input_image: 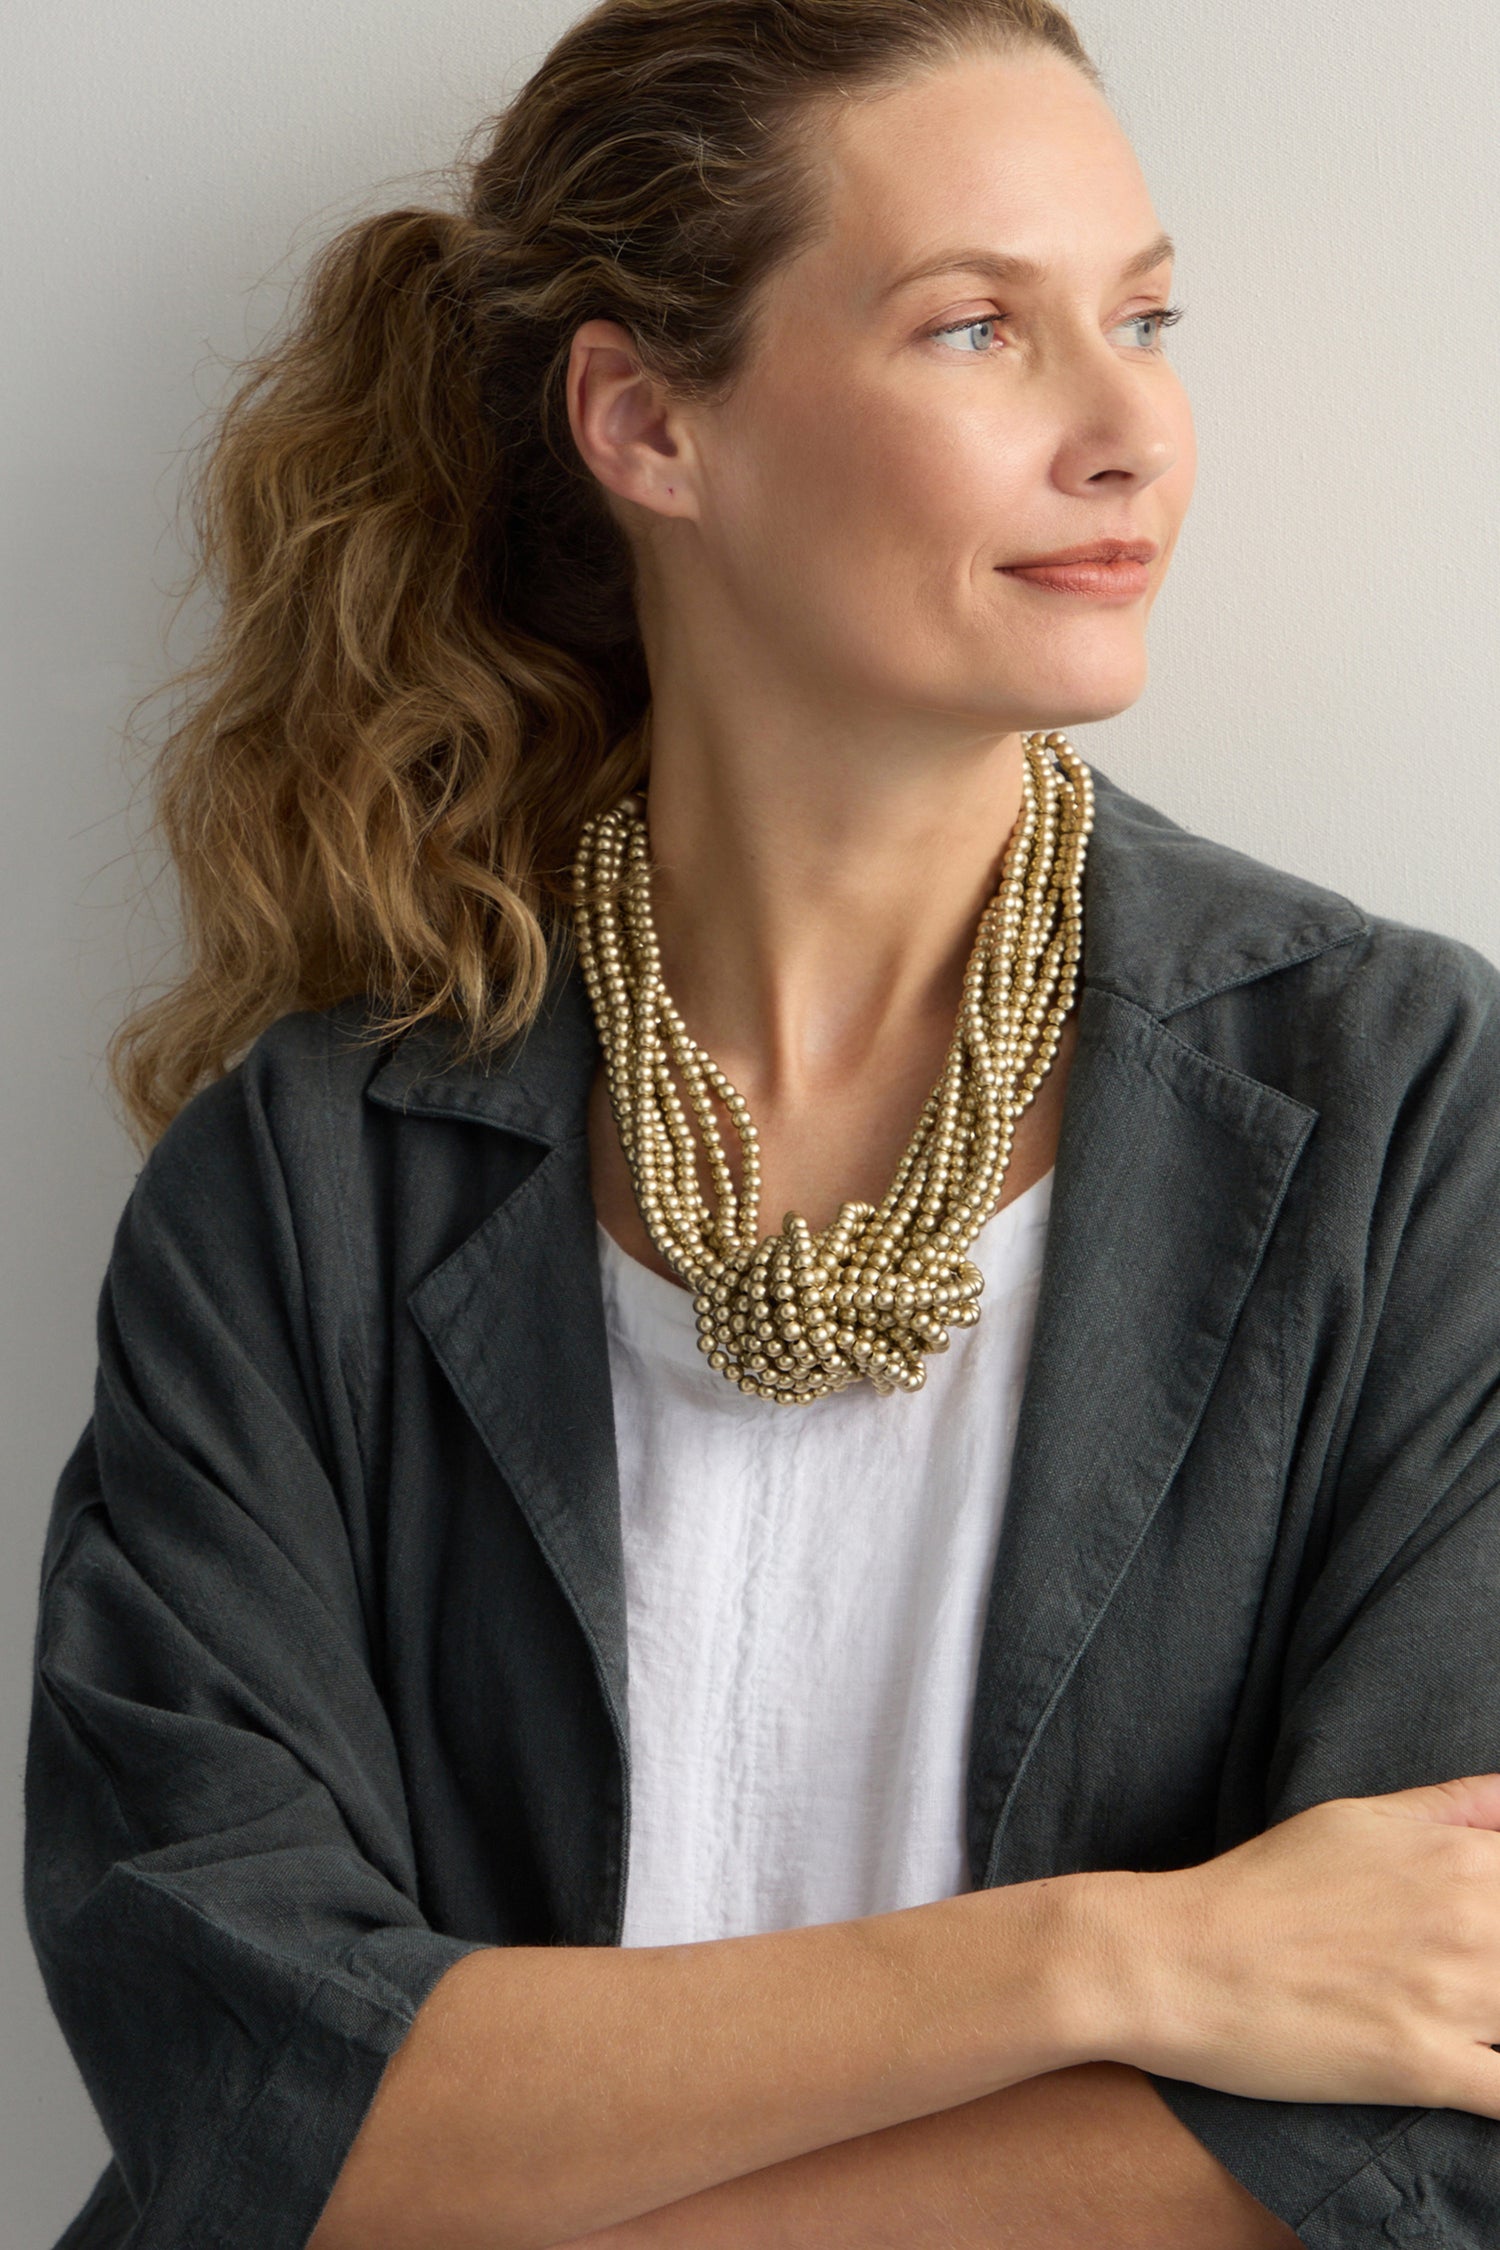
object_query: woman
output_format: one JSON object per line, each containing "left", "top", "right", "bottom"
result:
{"left": 25, "top": 1, "right": 1500, "bottom": 2245}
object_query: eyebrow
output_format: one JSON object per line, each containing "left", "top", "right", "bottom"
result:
{"left": 881, "top": 229, "right": 1176, "bottom": 299}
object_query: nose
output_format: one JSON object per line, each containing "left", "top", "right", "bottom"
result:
{"left": 1046, "top": 341, "right": 1180, "bottom": 493}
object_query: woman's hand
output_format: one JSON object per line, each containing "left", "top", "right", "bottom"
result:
{"left": 1079, "top": 1772, "right": 1500, "bottom": 2118}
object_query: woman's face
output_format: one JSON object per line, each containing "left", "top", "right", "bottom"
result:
{"left": 663, "top": 45, "right": 1196, "bottom": 738}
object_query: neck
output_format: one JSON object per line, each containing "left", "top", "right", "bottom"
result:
{"left": 633, "top": 698, "right": 1032, "bottom": 1110}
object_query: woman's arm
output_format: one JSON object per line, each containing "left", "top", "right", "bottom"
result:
{"left": 308, "top": 1879, "right": 1102, "bottom": 2250}
{"left": 561, "top": 2063, "right": 1300, "bottom": 2250}
{"left": 312, "top": 1770, "right": 1500, "bottom": 2250}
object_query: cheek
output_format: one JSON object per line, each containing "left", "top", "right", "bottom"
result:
{"left": 737, "top": 368, "right": 1020, "bottom": 586}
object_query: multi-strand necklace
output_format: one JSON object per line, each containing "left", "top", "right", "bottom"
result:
{"left": 572, "top": 730, "right": 1093, "bottom": 1404}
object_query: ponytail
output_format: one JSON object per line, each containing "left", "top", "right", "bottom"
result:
{"left": 107, "top": 195, "right": 650, "bottom": 1148}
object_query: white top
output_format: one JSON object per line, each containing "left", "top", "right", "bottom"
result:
{"left": 598, "top": 1167, "right": 1053, "bottom": 1947}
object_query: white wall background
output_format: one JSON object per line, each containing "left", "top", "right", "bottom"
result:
{"left": 5, "top": 1, "right": 1497, "bottom": 2237}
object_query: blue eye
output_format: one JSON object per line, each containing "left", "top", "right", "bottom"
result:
{"left": 927, "top": 304, "right": 1185, "bottom": 355}
{"left": 1116, "top": 305, "right": 1185, "bottom": 350}
{"left": 928, "top": 315, "right": 1001, "bottom": 354}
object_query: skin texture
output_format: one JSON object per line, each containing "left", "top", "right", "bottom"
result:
{"left": 568, "top": 41, "right": 1294, "bottom": 2250}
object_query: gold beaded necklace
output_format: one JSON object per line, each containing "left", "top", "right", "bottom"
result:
{"left": 572, "top": 729, "right": 1094, "bottom": 1404}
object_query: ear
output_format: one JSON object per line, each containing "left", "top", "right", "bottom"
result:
{"left": 566, "top": 318, "right": 700, "bottom": 522}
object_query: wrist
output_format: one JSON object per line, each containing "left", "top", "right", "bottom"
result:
{"left": 957, "top": 1870, "right": 1145, "bottom": 2083}
{"left": 1034, "top": 1866, "right": 1184, "bottom": 2073}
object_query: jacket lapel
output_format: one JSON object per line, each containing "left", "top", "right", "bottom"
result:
{"left": 964, "top": 773, "right": 1364, "bottom": 1887}
{"left": 406, "top": 1132, "right": 630, "bottom": 1743}
{"left": 966, "top": 982, "right": 1317, "bottom": 1888}
{"left": 369, "top": 967, "right": 632, "bottom": 1770}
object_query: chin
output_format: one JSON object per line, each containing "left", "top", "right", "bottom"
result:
{"left": 963, "top": 684, "right": 1140, "bottom": 736}
{"left": 1020, "top": 658, "right": 1149, "bottom": 729}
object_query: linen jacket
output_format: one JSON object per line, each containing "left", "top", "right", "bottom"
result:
{"left": 24, "top": 762, "right": 1500, "bottom": 2250}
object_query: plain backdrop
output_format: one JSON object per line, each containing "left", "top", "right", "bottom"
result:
{"left": 5, "top": 0, "right": 1498, "bottom": 2237}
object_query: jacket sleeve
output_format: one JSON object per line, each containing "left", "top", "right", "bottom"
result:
{"left": 1145, "top": 931, "right": 1500, "bottom": 2248}
{"left": 23, "top": 1051, "right": 493, "bottom": 2250}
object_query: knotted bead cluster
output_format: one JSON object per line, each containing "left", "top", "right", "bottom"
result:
{"left": 572, "top": 731, "right": 1093, "bottom": 1403}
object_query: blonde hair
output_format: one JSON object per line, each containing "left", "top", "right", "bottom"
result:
{"left": 109, "top": 0, "right": 1104, "bottom": 1149}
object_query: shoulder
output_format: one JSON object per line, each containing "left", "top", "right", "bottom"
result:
{"left": 1336, "top": 910, "right": 1500, "bottom": 1033}
{"left": 1088, "top": 767, "right": 1500, "bottom": 1097}
{"left": 116, "top": 998, "right": 442, "bottom": 1318}
{"left": 120, "top": 996, "right": 534, "bottom": 1340}
{"left": 130, "top": 996, "right": 403, "bottom": 1207}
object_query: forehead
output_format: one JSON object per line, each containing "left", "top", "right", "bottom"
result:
{"left": 800, "top": 49, "right": 1155, "bottom": 292}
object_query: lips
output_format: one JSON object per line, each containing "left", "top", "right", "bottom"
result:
{"left": 998, "top": 539, "right": 1156, "bottom": 600}
{"left": 1000, "top": 560, "right": 1151, "bottom": 600}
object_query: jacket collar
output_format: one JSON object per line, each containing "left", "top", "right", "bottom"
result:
{"left": 365, "top": 762, "right": 1368, "bottom": 1140}
{"left": 366, "top": 760, "right": 1368, "bottom": 1932}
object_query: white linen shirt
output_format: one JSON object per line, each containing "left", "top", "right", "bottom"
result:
{"left": 599, "top": 1166, "right": 1053, "bottom": 1946}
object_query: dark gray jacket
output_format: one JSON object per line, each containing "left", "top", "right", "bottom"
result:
{"left": 25, "top": 764, "right": 1500, "bottom": 2249}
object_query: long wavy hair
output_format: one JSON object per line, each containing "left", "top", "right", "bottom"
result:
{"left": 108, "top": 0, "right": 1103, "bottom": 1150}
